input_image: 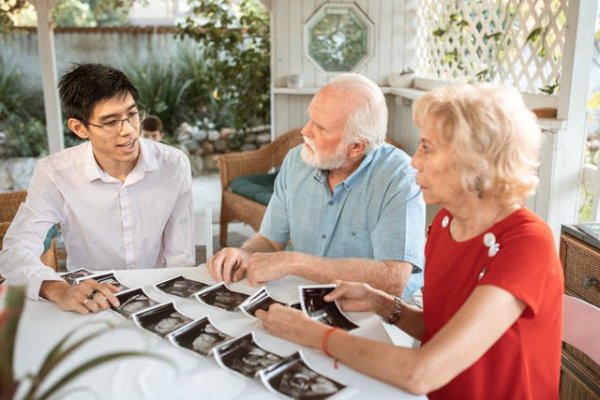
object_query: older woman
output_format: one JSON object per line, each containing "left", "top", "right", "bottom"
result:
{"left": 256, "top": 83, "right": 563, "bottom": 398}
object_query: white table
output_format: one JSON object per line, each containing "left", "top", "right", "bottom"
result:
{"left": 14, "top": 266, "right": 424, "bottom": 400}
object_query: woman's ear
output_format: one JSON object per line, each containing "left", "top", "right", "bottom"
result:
{"left": 68, "top": 118, "right": 89, "bottom": 140}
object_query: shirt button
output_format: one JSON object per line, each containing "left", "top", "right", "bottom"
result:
{"left": 321, "top": 234, "right": 326, "bottom": 239}
{"left": 328, "top": 201, "right": 334, "bottom": 205}
{"left": 351, "top": 231, "right": 356, "bottom": 236}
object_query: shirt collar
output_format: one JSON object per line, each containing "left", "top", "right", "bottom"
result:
{"left": 313, "top": 147, "right": 378, "bottom": 189}
{"left": 82, "top": 138, "right": 159, "bottom": 184}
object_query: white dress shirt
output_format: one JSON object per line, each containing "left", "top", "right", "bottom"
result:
{"left": 0, "top": 138, "right": 195, "bottom": 300}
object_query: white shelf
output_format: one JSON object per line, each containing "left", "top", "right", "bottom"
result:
{"left": 272, "top": 86, "right": 415, "bottom": 96}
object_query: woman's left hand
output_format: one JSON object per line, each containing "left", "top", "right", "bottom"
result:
{"left": 256, "top": 304, "right": 328, "bottom": 348}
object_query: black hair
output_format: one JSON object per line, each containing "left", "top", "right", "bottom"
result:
{"left": 58, "top": 63, "right": 139, "bottom": 124}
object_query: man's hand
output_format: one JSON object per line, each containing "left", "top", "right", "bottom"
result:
{"left": 40, "top": 279, "right": 120, "bottom": 314}
{"left": 245, "top": 252, "right": 293, "bottom": 286}
{"left": 206, "top": 247, "right": 251, "bottom": 283}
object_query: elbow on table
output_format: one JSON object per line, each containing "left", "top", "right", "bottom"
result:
{"left": 396, "top": 357, "right": 439, "bottom": 396}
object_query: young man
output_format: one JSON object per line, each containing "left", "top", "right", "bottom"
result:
{"left": 140, "top": 115, "right": 165, "bottom": 142}
{"left": 207, "top": 73, "right": 425, "bottom": 299}
{"left": 0, "top": 63, "right": 195, "bottom": 313}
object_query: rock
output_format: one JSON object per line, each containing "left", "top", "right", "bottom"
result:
{"left": 202, "top": 154, "right": 220, "bottom": 172}
{"left": 181, "top": 139, "right": 200, "bottom": 153}
{"left": 2, "top": 157, "right": 37, "bottom": 190}
{"left": 213, "top": 138, "right": 228, "bottom": 153}
{"left": 240, "top": 143, "right": 257, "bottom": 152}
{"left": 244, "top": 133, "right": 257, "bottom": 143}
{"left": 201, "top": 141, "right": 214, "bottom": 154}
{"left": 188, "top": 154, "right": 204, "bottom": 176}
{"left": 191, "top": 128, "right": 208, "bottom": 142}
{"left": 194, "top": 147, "right": 205, "bottom": 156}
{"left": 220, "top": 127, "right": 236, "bottom": 138}
{"left": 256, "top": 133, "right": 271, "bottom": 144}
{"left": 207, "top": 130, "right": 220, "bottom": 141}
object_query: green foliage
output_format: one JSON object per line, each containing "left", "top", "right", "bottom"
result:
{"left": 2, "top": 0, "right": 137, "bottom": 28}
{"left": 0, "top": 286, "right": 26, "bottom": 399}
{"left": 176, "top": 0, "right": 270, "bottom": 132}
{"left": 2, "top": 116, "right": 48, "bottom": 158}
{"left": 0, "top": 0, "right": 28, "bottom": 31}
{"left": 0, "top": 58, "right": 43, "bottom": 121}
{"left": 122, "top": 61, "right": 193, "bottom": 138}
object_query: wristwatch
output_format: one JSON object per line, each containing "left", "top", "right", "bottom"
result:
{"left": 386, "top": 296, "right": 403, "bottom": 324}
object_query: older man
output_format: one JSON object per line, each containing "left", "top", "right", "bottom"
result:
{"left": 207, "top": 73, "right": 424, "bottom": 298}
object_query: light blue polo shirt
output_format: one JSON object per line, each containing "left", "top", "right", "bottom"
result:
{"left": 260, "top": 142, "right": 425, "bottom": 298}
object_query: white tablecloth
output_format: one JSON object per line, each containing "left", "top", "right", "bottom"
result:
{"left": 13, "top": 266, "right": 424, "bottom": 400}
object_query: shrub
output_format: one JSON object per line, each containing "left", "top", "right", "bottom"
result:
{"left": 122, "top": 61, "right": 193, "bottom": 138}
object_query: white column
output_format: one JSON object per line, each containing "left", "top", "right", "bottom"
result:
{"left": 542, "top": 0, "right": 598, "bottom": 237}
{"left": 34, "top": 0, "right": 64, "bottom": 154}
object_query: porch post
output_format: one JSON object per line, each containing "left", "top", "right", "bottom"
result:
{"left": 34, "top": 0, "right": 64, "bottom": 154}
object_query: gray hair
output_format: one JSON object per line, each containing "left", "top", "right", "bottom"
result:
{"left": 325, "top": 73, "right": 388, "bottom": 152}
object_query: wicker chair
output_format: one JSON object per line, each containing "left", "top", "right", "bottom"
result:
{"left": 0, "top": 192, "right": 59, "bottom": 271}
{"left": 0, "top": 190, "right": 27, "bottom": 222}
{"left": 216, "top": 128, "right": 304, "bottom": 247}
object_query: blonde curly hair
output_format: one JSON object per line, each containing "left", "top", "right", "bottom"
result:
{"left": 413, "top": 83, "right": 541, "bottom": 205}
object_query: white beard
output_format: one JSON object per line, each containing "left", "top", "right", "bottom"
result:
{"left": 300, "top": 139, "right": 348, "bottom": 170}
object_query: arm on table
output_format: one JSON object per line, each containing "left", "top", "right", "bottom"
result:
{"left": 258, "top": 285, "right": 525, "bottom": 395}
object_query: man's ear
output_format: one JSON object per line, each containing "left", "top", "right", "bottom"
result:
{"left": 68, "top": 118, "right": 89, "bottom": 140}
{"left": 349, "top": 140, "right": 367, "bottom": 158}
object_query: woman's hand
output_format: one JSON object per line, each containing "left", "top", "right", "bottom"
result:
{"left": 325, "top": 280, "right": 394, "bottom": 317}
{"left": 256, "top": 304, "right": 328, "bottom": 348}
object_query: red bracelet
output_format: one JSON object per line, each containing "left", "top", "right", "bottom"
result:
{"left": 322, "top": 326, "right": 340, "bottom": 369}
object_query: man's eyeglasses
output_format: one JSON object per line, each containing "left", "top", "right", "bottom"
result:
{"left": 85, "top": 110, "right": 145, "bottom": 134}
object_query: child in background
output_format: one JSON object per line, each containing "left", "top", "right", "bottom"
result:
{"left": 141, "top": 115, "right": 165, "bottom": 142}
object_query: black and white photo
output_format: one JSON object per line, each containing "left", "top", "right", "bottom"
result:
{"left": 60, "top": 268, "right": 93, "bottom": 285}
{"left": 239, "top": 287, "right": 286, "bottom": 318}
{"left": 195, "top": 283, "right": 249, "bottom": 312}
{"left": 76, "top": 271, "right": 128, "bottom": 292}
{"left": 214, "top": 333, "right": 282, "bottom": 379}
{"left": 168, "top": 316, "right": 232, "bottom": 356}
{"left": 155, "top": 275, "right": 209, "bottom": 298}
{"left": 133, "top": 302, "right": 193, "bottom": 337}
{"left": 260, "top": 352, "right": 347, "bottom": 400}
{"left": 299, "top": 285, "right": 358, "bottom": 331}
{"left": 111, "top": 287, "right": 159, "bottom": 319}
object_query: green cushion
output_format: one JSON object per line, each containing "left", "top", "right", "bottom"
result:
{"left": 229, "top": 172, "right": 278, "bottom": 206}
{"left": 43, "top": 224, "right": 60, "bottom": 251}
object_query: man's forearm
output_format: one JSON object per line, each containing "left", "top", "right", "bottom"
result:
{"left": 241, "top": 234, "right": 284, "bottom": 254}
{"left": 291, "top": 254, "right": 411, "bottom": 295}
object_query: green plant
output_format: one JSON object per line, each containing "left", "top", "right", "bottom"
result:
{"left": 2, "top": 116, "right": 48, "bottom": 158}
{"left": 0, "top": 286, "right": 169, "bottom": 400}
{"left": 431, "top": 1, "right": 564, "bottom": 94}
{"left": 176, "top": 0, "right": 270, "bottom": 132}
{"left": 123, "top": 61, "right": 193, "bottom": 137}
{"left": 0, "top": 58, "right": 43, "bottom": 122}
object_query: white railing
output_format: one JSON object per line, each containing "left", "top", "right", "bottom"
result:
{"left": 582, "top": 163, "right": 600, "bottom": 221}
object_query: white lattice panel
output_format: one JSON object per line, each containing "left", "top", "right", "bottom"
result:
{"left": 416, "top": 0, "right": 567, "bottom": 95}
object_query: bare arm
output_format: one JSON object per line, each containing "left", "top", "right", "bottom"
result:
{"left": 246, "top": 251, "right": 412, "bottom": 295}
{"left": 258, "top": 284, "right": 525, "bottom": 394}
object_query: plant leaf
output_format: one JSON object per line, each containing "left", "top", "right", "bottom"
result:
{"left": 432, "top": 28, "right": 446, "bottom": 37}
{"left": 35, "top": 352, "right": 171, "bottom": 400}
{"left": 526, "top": 27, "right": 543, "bottom": 44}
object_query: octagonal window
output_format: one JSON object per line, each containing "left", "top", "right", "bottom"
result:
{"left": 305, "top": 3, "right": 373, "bottom": 72}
